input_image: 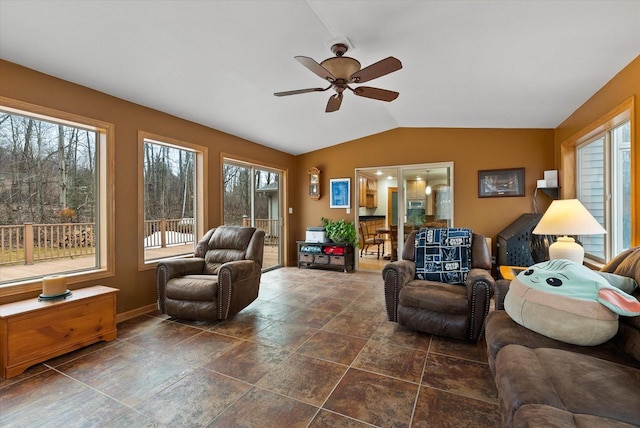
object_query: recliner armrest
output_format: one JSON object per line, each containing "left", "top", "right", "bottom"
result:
{"left": 218, "top": 259, "right": 262, "bottom": 320}
{"left": 465, "top": 268, "right": 495, "bottom": 341}
{"left": 382, "top": 260, "right": 416, "bottom": 322}
{"left": 157, "top": 258, "right": 205, "bottom": 281}
{"left": 218, "top": 259, "right": 261, "bottom": 283}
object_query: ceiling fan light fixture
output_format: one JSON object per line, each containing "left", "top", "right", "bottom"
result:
{"left": 275, "top": 42, "right": 402, "bottom": 112}
{"left": 320, "top": 57, "right": 361, "bottom": 80}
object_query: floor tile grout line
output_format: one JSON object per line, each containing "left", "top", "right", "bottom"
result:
{"left": 408, "top": 334, "right": 433, "bottom": 427}
{"left": 418, "top": 384, "right": 500, "bottom": 406}
{"left": 428, "top": 349, "right": 491, "bottom": 366}
{"left": 46, "top": 365, "right": 144, "bottom": 425}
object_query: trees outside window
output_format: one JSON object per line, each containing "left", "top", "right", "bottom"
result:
{"left": 142, "top": 138, "right": 198, "bottom": 263}
{"left": 0, "top": 102, "right": 113, "bottom": 285}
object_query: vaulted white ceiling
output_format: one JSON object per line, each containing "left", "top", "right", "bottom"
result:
{"left": 1, "top": 1, "right": 639, "bottom": 155}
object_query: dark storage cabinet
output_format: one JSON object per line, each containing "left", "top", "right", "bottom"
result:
{"left": 496, "top": 213, "right": 550, "bottom": 267}
{"left": 297, "top": 241, "right": 354, "bottom": 272}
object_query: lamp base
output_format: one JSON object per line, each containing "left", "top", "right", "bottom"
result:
{"left": 548, "top": 236, "right": 584, "bottom": 264}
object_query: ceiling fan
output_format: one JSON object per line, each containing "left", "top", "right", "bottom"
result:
{"left": 274, "top": 43, "right": 402, "bottom": 112}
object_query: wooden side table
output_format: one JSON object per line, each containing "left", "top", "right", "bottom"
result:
{"left": 0, "top": 285, "right": 118, "bottom": 379}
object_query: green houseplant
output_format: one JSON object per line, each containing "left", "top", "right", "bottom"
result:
{"left": 321, "top": 217, "right": 359, "bottom": 248}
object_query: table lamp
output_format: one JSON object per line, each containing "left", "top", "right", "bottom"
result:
{"left": 532, "top": 199, "right": 606, "bottom": 264}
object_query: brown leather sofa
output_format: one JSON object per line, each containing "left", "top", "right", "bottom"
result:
{"left": 382, "top": 230, "right": 494, "bottom": 341}
{"left": 156, "top": 226, "right": 264, "bottom": 321}
{"left": 486, "top": 247, "right": 640, "bottom": 427}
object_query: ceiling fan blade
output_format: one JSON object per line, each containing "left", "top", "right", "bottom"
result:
{"left": 350, "top": 57, "right": 402, "bottom": 83}
{"left": 353, "top": 86, "right": 399, "bottom": 102}
{"left": 274, "top": 86, "right": 330, "bottom": 97}
{"left": 326, "top": 93, "right": 343, "bottom": 112}
{"left": 295, "top": 56, "right": 336, "bottom": 82}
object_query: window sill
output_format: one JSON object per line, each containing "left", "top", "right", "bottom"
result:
{"left": 583, "top": 257, "right": 605, "bottom": 271}
{"left": 0, "top": 268, "right": 114, "bottom": 298}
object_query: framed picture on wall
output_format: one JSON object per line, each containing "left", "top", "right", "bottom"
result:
{"left": 329, "top": 178, "right": 350, "bottom": 208}
{"left": 478, "top": 168, "right": 525, "bottom": 198}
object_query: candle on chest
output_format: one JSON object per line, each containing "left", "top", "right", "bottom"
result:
{"left": 42, "top": 275, "right": 67, "bottom": 296}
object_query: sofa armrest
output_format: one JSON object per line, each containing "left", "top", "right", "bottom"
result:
{"left": 218, "top": 259, "right": 262, "bottom": 319}
{"left": 494, "top": 279, "right": 511, "bottom": 310}
{"left": 156, "top": 258, "right": 205, "bottom": 313}
{"left": 382, "top": 260, "right": 416, "bottom": 322}
{"left": 466, "top": 268, "right": 495, "bottom": 341}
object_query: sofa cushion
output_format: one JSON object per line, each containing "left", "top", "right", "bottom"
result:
{"left": 495, "top": 344, "right": 640, "bottom": 427}
{"left": 414, "top": 227, "right": 472, "bottom": 284}
{"left": 512, "top": 404, "right": 640, "bottom": 428}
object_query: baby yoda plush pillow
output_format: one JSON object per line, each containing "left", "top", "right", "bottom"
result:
{"left": 504, "top": 259, "right": 640, "bottom": 346}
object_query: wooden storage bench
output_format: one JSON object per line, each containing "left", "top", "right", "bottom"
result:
{"left": 0, "top": 285, "right": 118, "bottom": 379}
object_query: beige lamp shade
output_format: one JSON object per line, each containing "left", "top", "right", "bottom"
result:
{"left": 532, "top": 199, "right": 606, "bottom": 263}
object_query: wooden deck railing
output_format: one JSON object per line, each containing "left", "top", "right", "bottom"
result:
{"left": 1, "top": 218, "right": 279, "bottom": 266}
{"left": 143, "top": 218, "right": 194, "bottom": 248}
{"left": 0, "top": 223, "right": 96, "bottom": 266}
{"left": 242, "top": 218, "right": 279, "bottom": 245}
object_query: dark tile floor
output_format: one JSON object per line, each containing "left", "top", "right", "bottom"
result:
{"left": 0, "top": 268, "right": 500, "bottom": 427}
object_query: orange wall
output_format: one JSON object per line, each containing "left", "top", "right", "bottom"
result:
{"left": 8, "top": 54, "right": 636, "bottom": 313}
{"left": 0, "top": 60, "right": 297, "bottom": 312}
{"left": 554, "top": 55, "right": 639, "bottom": 245}
{"left": 295, "top": 127, "right": 556, "bottom": 259}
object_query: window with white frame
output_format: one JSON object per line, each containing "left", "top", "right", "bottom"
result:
{"left": 576, "top": 120, "right": 631, "bottom": 262}
{"left": 0, "top": 101, "right": 113, "bottom": 286}
{"left": 139, "top": 132, "right": 206, "bottom": 266}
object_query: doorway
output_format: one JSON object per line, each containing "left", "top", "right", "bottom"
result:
{"left": 355, "top": 162, "right": 454, "bottom": 271}
{"left": 222, "top": 159, "right": 283, "bottom": 270}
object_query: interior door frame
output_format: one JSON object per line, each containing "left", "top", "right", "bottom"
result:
{"left": 355, "top": 162, "right": 454, "bottom": 268}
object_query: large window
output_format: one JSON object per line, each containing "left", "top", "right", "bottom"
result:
{"left": 0, "top": 98, "right": 114, "bottom": 288}
{"left": 563, "top": 98, "right": 634, "bottom": 264}
{"left": 577, "top": 122, "right": 631, "bottom": 261}
{"left": 138, "top": 132, "right": 206, "bottom": 267}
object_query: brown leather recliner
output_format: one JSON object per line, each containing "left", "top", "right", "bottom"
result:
{"left": 156, "top": 225, "right": 265, "bottom": 321}
{"left": 382, "top": 230, "right": 494, "bottom": 341}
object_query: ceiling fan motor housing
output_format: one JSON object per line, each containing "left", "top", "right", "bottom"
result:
{"left": 320, "top": 57, "right": 361, "bottom": 81}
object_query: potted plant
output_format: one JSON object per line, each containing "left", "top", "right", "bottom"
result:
{"left": 321, "top": 217, "right": 359, "bottom": 248}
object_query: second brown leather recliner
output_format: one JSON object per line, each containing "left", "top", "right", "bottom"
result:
{"left": 382, "top": 229, "right": 494, "bottom": 341}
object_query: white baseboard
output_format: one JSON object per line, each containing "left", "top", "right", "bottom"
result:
{"left": 116, "top": 303, "right": 157, "bottom": 323}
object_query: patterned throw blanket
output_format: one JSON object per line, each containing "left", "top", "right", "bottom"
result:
{"left": 414, "top": 228, "right": 472, "bottom": 285}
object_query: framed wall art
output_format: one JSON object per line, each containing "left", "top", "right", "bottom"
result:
{"left": 329, "top": 178, "right": 350, "bottom": 208}
{"left": 478, "top": 168, "right": 525, "bottom": 198}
